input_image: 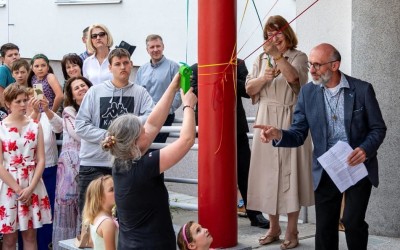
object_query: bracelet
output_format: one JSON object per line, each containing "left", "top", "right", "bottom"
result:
{"left": 274, "top": 54, "right": 284, "bottom": 61}
{"left": 183, "top": 105, "right": 194, "bottom": 111}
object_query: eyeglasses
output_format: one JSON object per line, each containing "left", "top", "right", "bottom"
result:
{"left": 91, "top": 32, "right": 107, "bottom": 39}
{"left": 264, "top": 32, "right": 283, "bottom": 40}
{"left": 308, "top": 60, "right": 338, "bottom": 70}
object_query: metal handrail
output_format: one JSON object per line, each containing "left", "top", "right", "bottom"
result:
{"left": 56, "top": 116, "right": 307, "bottom": 222}
{"left": 173, "top": 117, "right": 255, "bottom": 123}
{"left": 149, "top": 142, "right": 198, "bottom": 150}
{"left": 165, "top": 116, "right": 307, "bottom": 223}
{"left": 159, "top": 125, "right": 198, "bottom": 133}
{"left": 164, "top": 177, "right": 198, "bottom": 184}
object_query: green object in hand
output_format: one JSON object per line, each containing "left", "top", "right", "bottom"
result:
{"left": 179, "top": 62, "right": 192, "bottom": 94}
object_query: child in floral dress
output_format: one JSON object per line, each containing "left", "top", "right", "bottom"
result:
{"left": 0, "top": 84, "right": 51, "bottom": 249}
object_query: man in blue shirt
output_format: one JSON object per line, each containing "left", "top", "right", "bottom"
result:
{"left": 135, "top": 34, "right": 181, "bottom": 144}
{"left": 0, "top": 43, "right": 20, "bottom": 105}
{"left": 79, "top": 27, "right": 93, "bottom": 61}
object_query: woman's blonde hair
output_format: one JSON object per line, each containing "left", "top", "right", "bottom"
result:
{"left": 86, "top": 23, "right": 114, "bottom": 53}
{"left": 102, "top": 114, "right": 142, "bottom": 171}
{"left": 82, "top": 175, "right": 113, "bottom": 224}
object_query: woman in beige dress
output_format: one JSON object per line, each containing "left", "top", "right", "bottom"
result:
{"left": 246, "top": 15, "right": 314, "bottom": 249}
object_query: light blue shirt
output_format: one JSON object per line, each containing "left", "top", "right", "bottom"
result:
{"left": 321, "top": 72, "right": 350, "bottom": 148}
{"left": 135, "top": 56, "right": 181, "bottom": 114}
{"left": 79, "top": 50, "right": 91, "bottom": 61}
{"left": 275, "top": 72, "right": 350, "bottom": 147}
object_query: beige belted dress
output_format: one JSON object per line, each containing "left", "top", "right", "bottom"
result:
{"left": 246, "top": 49, "right": 314, "bottom": 215}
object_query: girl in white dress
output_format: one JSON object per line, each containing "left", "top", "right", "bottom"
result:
{"left": 82, "top": 175, "right": 118, "bottom": 250}
{"left": 0, "top": 84, "right": 51, "bottom": 249}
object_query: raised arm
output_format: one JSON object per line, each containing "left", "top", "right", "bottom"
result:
{"left": 139, "top": 73, "right": 181, "bottom": 153}
{"left": 47, "top": 73, "right": 64, "bottom": 113}
{"left": 171, "top": 62, "right": 182, "bottom": 112}
{"left": 63, "top": 106, "right": 80, "bottom": 142}
{"left": 159, "top": 88, "right": 197, "bottom": 173}
{"left": 264, "top": 41, "right": 308, "bottom": 95}
{"left": 245, "top": 53, "right": 274, "bottom": 101}
{"left": 40, "top": 97, "right": 63, "bottom": 133}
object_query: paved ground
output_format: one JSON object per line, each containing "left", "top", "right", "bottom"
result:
{"left": 169, "top": 192, "right": 400, "bottom": 250}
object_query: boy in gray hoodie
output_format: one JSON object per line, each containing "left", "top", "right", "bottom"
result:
{"left": 75, "top": 48, "right": 154, "bottom": 213}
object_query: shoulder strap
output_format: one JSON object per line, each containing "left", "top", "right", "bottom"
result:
{"left": 94, "top": 215, "right": 113, "bottom": 230}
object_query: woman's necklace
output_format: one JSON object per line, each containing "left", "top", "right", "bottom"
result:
{"left": 323, "top": 88, "right": 342, "bottom": 121}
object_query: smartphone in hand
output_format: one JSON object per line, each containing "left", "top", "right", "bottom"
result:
{"left": 33, "top": 83, "right": 44, "bottom": 100}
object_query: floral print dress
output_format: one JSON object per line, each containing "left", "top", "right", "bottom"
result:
{"left": 0, "top": 119, "right": 52, "bottom": 234}
{"left": 52, "top": 106, "right": 81, "bottom": 249}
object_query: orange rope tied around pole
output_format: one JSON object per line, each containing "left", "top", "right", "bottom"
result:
{"left": 197, "top": 44, "right": 238, "bottom": 154}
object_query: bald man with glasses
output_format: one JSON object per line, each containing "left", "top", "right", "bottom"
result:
{"left": 254, "top": 43, "right": 386, "bottom": 250}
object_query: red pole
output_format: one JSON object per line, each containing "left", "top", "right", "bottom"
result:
{"left": 198, "top": 0, "right": 237, "bottom": 248}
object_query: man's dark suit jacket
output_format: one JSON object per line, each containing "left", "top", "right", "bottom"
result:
{"left": 275, "top": 74, "right": 387, "bottom": 190}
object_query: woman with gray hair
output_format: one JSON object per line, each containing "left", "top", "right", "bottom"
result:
{"left": 102, "top": 73, "right": 197, "bottom": 249}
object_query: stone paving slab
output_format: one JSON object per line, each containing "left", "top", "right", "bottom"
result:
{"left": 169, "top": 192, "right": 400, "bottom": 250}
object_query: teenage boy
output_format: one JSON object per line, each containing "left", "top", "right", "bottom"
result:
{"left": 11, "top": 58, "right": 30, "bottom": 87}
{"left": 0, "top": 43, "right": 20, "bottom": 104}
{"left": 76, "top": 48, "right": 154, "bottom": 214}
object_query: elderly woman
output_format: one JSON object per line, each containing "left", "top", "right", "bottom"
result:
{"left": 83, "top": 24, "right": 114, "bottom": 85}
{"left": 246, "top": 15, "right": 314, "bottom": 249}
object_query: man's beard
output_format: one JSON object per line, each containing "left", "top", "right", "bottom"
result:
{"left": 312, "top": 70, "right": 332, "bottom": 86}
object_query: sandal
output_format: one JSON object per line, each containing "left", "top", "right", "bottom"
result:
{"left": 258, "top": 229, "right": 281, "bottom": 245}
{"left": 280, "top": 232, "right": 299, "bottom": 249}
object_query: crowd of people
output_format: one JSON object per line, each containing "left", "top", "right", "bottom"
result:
{"left": 0, "top": 14, "right": 386, "bottom": 250}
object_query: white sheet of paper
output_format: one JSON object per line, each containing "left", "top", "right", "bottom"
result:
{"left": 317, "top": 141, "right": 368, "bottom": 193}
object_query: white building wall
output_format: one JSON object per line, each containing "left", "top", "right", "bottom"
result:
{"left": 0, "top": 0, "right": 296, "bottom": 67}
{"left": 296, "top": 0, "right": 352, "bottom": 74}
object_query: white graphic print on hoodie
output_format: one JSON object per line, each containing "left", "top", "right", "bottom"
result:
{"left": 76, "top": 80, "right": 154, "bottom": 167}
